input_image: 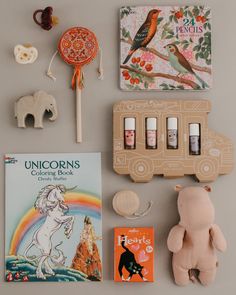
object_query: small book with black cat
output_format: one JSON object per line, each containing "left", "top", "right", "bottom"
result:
{"left": 114, "top": 227, "right": 154, "bottom": 282}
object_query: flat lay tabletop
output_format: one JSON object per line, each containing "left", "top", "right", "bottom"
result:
{"left": 0, "top": 0, "right": 235, "bottom": 294}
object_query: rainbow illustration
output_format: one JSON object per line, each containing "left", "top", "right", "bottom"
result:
{"left": 9, "top": 191, "right": 101, "bottom": 256}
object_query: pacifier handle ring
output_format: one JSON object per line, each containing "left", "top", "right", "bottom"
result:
{"left": 33, "top": 10, "right": 43, "bottom": 26}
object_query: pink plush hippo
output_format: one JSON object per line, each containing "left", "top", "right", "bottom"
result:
{"left": 167, "top": 185, "right": 227, "bottom": 286}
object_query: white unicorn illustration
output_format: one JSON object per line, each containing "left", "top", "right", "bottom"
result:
{"left": 24, "top": 184, "right": 75, "bottom": 280}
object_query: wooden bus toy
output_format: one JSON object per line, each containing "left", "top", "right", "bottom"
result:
{"left": 113, "top": 99, "right": 233, "bottom": 183}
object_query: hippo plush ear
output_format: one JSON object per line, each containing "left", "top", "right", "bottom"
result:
{"left": 174, "top": 185, "right": 183, "bottom": 192}
{"left": 204, "top": 185, "right": 212, "bottom": 192}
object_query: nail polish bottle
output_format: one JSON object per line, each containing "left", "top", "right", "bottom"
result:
{"left": 124, "top": 118, "right": 135, "bottom": 149}
{"left": 167, "top": 117, "right": 178, "bottom": 149}
{"left": 189, "top": 123, "right": 200, "bottom": 155}
{"left": 146, "top": 118, "right": 157, "bottom": 149}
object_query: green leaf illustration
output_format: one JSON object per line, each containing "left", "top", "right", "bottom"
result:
{"left": 158, "top": 17, "right": 164, "bottom": 24}
{"left": 173, "top": 40, "right": 181, "bottom": 45}
{"left": 193, "top": 6, "right": 200, "bottom": 16}
{"left": 205, "top": 10, "right": 211, "bottom": 17}
{"left": 125, "top": 84, "right": 135, "bottom": 90}
{"left": 188, "top": 10, "right": 193, "bottom": 18}
{"left": 144, "top": 81, "right": 149, "bottom": 89}
{"left": 120, "top": 7, "right": 134, "bottom": 19}
{"left": 169, "top": 15, "right": 174, "bottom": 22}
{"left": 122, "top": 27, "right": 131, "bottom": 39}
{"left": 183, "top": 43, "right": 189, "bottom": 49}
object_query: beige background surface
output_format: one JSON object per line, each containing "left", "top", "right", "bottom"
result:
{"left": 0, "top": 0, "right": 235, "bottom": 294}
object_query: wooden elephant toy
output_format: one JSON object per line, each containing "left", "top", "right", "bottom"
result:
{"left": 14, "top": 90, "right": 58, "bottom": 128}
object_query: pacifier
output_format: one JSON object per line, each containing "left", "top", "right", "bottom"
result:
{"left": 14, "top": 44, "right": 38, "bottom": 64}
{"left": 33, "top": 6, "right": 59, "bottom": 31}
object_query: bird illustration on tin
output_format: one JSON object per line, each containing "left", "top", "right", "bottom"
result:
{"left": 164, "top": 43, "right": 209, "bottom": 89}
{"left": 123, "top": 9, "right": 162, "bottom": 64}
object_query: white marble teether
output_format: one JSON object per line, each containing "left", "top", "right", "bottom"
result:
{"left": 14, "top": 44, "right": 38, "bottom": 64}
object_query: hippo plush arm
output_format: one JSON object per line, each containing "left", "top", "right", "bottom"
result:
{"left": 167, "top": 224, "right": 185, "bottom": 253}
{"left": 210, "top": 224, "right": 227, "bottom": 252}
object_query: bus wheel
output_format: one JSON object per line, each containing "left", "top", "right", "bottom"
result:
{"left": 129, "top": 158, "right": 154, "bottom": 183}
{"left": 195, "top": 158, "right": 219, "bottom": 182}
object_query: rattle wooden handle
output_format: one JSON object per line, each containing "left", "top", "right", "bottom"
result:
{"left": 76, "top": 83, "right": 82, "bottom": 143}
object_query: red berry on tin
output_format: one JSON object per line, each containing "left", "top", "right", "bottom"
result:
{"left": 145, "top": 64, "right": 153, "bottom": 72}
{"left": 196, "top": 15, "right": 202, "bottom": 22}
{"left": 22, "top": 275, "right": 29, "bottom": 282}
{"left": 125, "top": 74, "right": 130, "bottom": 80}
{"left": 140, "top": 61, "right": 145, "bottom": 67}
{"left": 122, "top": 70, "right": 129, "bottom": 77}
{"left": 6, "top": 272, "right": 14, "bottom": 282}
{"left": 130, "top": 78, "right": 135, "bottom": 85}
{"left": 14, "top": 272, "right": 20, "bottom": 280}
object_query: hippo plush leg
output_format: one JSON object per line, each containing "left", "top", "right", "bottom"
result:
{"left": 173, "top": 265, "right": 190, "bottom": 286}
{"left": 199, "top": 268, "right": 216, "bottom": 286}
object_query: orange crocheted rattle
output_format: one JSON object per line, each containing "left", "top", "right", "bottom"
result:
{"left": 48, "top": 27, "right": 103, "bottom": 142}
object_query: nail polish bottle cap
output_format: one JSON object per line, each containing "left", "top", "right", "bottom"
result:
{"left": 167, "top": 117, "right": 177, "bottom": 129}
{"left": 124, "top": 118, "right": 135, "bottom": 130}
{"left": 189, "top": 123, "right": 200, "bottom": 136}
{"left": 146, "top": 118, "right": 157, "bottom": 130}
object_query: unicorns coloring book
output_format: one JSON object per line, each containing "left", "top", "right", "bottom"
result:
{"left": 5, "top": 153, "right": 102, "bottom": 282}
{"left": 120, "top": 6, "right": 212, "bottom": 90}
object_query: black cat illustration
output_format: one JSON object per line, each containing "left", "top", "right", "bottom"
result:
{"left": 118, "top": 235, "right": 147, "bottom": 281}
